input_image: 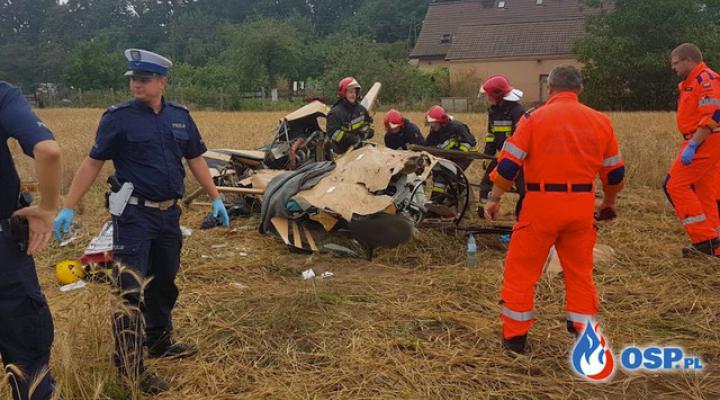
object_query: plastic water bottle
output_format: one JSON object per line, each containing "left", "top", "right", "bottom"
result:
{"left": 466, "top": 234, "right": 478, "bottom": 267}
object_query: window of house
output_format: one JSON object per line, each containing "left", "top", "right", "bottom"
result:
{"left": 539, "top": 74, "right": 549, "bottom": 102}
{"left": 497, "top": 0, "right": 506, "bottom": 8}
{"left": 536, "top": 0, "right": 544, "bottom": 5}
{"left": 441, "top": 33, "right": 451, "bottom": 44}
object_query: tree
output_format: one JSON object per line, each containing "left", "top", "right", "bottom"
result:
{"left": 576, "top": 0, "right": 720, "bottom": 110}
{"left": 164, "top": 10, "right": 225, "bottom": 66}
{"left": 220, "top": 18, "right": 311, "bottom": 89}
{"left": 64, "top": 37, "right": 125, "bottom": 90}
{"left": 0, "top": 0, "right": 56, "bottom": 44}
{"left": 349, "top": 0, "right": 429, "bottom": 44}
{"left": 313, "top": 32, "right": 441, "bottom": 103}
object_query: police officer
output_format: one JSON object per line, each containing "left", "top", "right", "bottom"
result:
{"left": 53, "top": 49, "right": 229, "bottom": 393}
{"left": 424, "top": 105, "right": 477, "bottom": 170}
{"left": 0, "top": 81, "right": 62, "bottom": 399}
{"left": 383, "top": 109, "right": 424, "bottom": 150}
{"left": 478, "top": 75, "right": 526, "bottom": 217}
{"left": 326, "top": 77, "right": 374, "bottom": 155}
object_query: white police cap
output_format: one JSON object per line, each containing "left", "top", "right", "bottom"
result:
{"left": 124, "top": 49, "right": 173, "bottom": 77}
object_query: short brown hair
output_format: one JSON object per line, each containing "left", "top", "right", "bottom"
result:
{"left": 671, "top": 43, "right": 703, "bottom": 62}
{"left": 548, "top": 65, "right": 583, "bottom": 91}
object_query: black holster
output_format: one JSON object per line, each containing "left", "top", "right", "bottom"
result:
{"left": 2, "top": 216, "right": 29, "bottom": 253}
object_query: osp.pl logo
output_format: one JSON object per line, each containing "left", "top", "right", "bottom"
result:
{"left": 570, "top": 320, "right": 704, "bottom": 382}
{"left": 571, "top": 321, "right": 615, "bottom": 381}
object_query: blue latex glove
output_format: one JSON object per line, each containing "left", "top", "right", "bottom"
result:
{"left": 53, "top": 207, "right": 75, "bottom": 241}
{"left": 681, "top": 140, "right": 699, "bottom": 166}
{"left": 212, "top": 197, "right": 230, "bottom": 227}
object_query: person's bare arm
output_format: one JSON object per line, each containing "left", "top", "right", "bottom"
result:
{"left": 690, "top": 126, "right": 711, "bottom": 145}
{"left": 12, "top": 140, "right": 62, "bottom": 254}
{"left": 63, "top": 157, "right": 106, "bottom": 209}
{"left": 187, "top": 156, "right": 220, "bottom": 199}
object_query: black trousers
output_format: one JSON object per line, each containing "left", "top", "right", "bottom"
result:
{"left": 111, "top": 205, "right": 182, "bottom": 377}
{"left": 0, "top": 234, "right": 55, "bottom": 400}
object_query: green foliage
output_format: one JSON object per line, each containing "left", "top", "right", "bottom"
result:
{"left": 313, "top": 33, "right": 442, "bottom": 103}
{"left": 576, "top": 0, "right": 720, "bottom": 110}
{"left": 219, "top": 18, "right": 312, "bottom": 88}
{"left": 64, "top": 37, "right": 125, "bottom": 90}
{"left": 0, "top": 0, "right": 440, "bottom": 107}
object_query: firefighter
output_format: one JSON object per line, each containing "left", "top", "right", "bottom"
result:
{"left": 326, "top": 77, "right": 374, "bottom": 155}
{"left": 664, "top": 43, "right": 720, "bottom": 256}
{"left": 383, "top": 109, "right": 424, "bottom": 150}
{"left": 484, "top": 65, "right": 625, "bottom": 353}
{"left": 478, "top": 75, "right": 526, "bottom": 217}
{"left": 0, "top": 81, "right": 62, "bottom": 400}
{"left": 424, "top": 105, "right": 477, "bottom": 170}
{"left": 53, "top": 49, "right": 229, "bottom": 393}
{"left": 423, "top": 105, "right": 477, "bottom": 204}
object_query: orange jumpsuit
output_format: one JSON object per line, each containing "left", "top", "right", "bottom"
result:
{"left": 664, "top": 62, "right": 720, "bottom": 245}
{"left": 490, "top": 92, "right": 625, "bottom": 339}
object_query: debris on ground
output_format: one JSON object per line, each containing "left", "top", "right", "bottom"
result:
{"left": 322, "top": 243, "right": 358, "bottom": 257}
{"left": 59, "top": 235, "right": 78, "bottom": 247}
{"left": 181, "top": 226, "right": 193, "bottom": 237}
{"left": 544, "top": 244, "right": 617, "bottom": 275}
{"left": 60, "top": 280, "right": 87, "bottom": 293}
{"left": 200, "top": 201, "right": 253, "bottom": 229}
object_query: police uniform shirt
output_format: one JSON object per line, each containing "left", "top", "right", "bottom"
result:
{"left": 0, "top": 82, "right": 54, "bottom": 219}
{"left": 384, "top": 119, "right": 424, "bottom": 150}
{"left": 90, "top": 99, "right": 207, "bottom": 201}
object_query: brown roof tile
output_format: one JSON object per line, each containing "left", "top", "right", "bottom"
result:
{"left": 410, "top": 0, "right": 592, "bottom": 59}
{"left": 445, "top": 18, "right": 586, "bottom": 60}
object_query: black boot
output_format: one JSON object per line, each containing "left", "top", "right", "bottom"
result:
{"left": 147, "top": 340, "right": 198, "bottom": 359}
{"left": 139, "top": 371, "right": 169, "bottom": 395}
{"left": 146, "top": 331, "right": 198, "bottom": 359}
{"left": 566, "top": 320, "right": 580, "bottom": 339}
{"left": 502, "top": 335, "right": 527, "bottom": 354}
{"left": 682, "top": 237, "right": 720, "bottom": 257}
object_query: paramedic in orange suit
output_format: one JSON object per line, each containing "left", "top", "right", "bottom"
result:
{"left": 664, "top": 43, "right": 720, "bottom": 257}
{"left": 483, "top": 65, "right": 625, "bottom": 354}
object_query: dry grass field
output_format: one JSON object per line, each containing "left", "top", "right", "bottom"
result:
{"left": 4, "top": 108, "right": 719, "bottom": 399}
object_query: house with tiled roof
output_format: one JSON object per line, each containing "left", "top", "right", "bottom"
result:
{"left": 411, "top": 0, "right": 596, "bottom": 103}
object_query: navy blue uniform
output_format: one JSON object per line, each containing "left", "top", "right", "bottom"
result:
{"left": 0, "top": 82, "right": 56, "bottom": 400}
{"left": 480, "top": 100, "right": 526, "bottom": 217}
{"left": 384, "top": 119, "right": 424, "bottom": 150}
{"left": 90, "top": 98, "right": 206, "bottom": 375}
{"left": 326, "top": 99, "right": 374, "bottom": 154}
{"left": 425, "top": 119, "right": 477, "bottom": 170}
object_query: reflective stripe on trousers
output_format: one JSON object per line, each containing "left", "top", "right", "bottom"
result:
{"left": 500, "top": 305, "right": 535, "bottom": 321}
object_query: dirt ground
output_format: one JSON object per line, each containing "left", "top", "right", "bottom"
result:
{"left": 4, "top": 109, "right": 718, "bottom": 399}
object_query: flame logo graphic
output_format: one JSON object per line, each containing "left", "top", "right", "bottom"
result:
{"left": 571, "top": 321, "right": 615, "bottom": 381}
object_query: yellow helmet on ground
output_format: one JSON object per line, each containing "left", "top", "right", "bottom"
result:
{"left": 55, "top": 260, "right": 86, "bottom": 285}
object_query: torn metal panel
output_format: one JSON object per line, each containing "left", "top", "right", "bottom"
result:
{"left": 360, "top": 82, "right": 382, "bottom": 113}
{"left": 282, "top": 100, "right": 329, "bottom": 122}
{"left": 292, "top": 147, "right": 439, "bottom": 221}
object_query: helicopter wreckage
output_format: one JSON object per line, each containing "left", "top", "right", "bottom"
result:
{"left": 184, "top": 83, "right": 506, "bottom": 258}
